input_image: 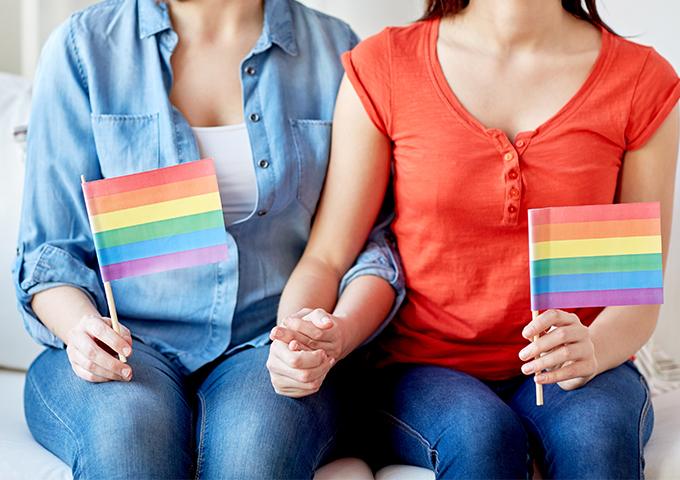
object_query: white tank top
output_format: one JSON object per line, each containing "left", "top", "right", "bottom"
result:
{"left": 192, "top": 124, "right": 257, "bottom": 225}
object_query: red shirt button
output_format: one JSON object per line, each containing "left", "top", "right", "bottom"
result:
{"left": 508, "top": 170, "right": 518, "bottom": 180}
{"left": 516, "top": 140, "right": 525, "bottom": 148}
{"left": 503, "top": 152, "right": 515, "bottom": 161}
{"left": 508, "top": 205, "right": 517, "bottom": 214}
{"left": 510, "top": 187, "right": 520, "bottom": 198}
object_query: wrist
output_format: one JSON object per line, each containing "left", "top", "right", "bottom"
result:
{"left": 332, "top": 311, "right": 354, "bottom": 360}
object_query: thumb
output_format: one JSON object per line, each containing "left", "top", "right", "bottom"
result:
{"left": 310, "top": 313, "right": 334, "bottom": 330}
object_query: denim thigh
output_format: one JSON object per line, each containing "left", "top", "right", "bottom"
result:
{"left": 366, "top": 363, "right": 531, "bottom": 480}
{"left": 24, "top": 343, "right": 194, "bottom": 480}
{"left": 508, "top": 361, "right": 654, "bottom": 479}
{"left": 194, "top": 345, "right": 346, "bottom": 480}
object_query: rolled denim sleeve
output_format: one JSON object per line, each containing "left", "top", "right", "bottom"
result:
{"left": 338, "top": 188, "right": 405, "bottom": 343}
{"left": 12, "top": 18, "right": 106, "bottom": 349}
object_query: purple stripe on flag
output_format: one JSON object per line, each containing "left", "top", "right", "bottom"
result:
{"left": 101, "top": 244, "right": 228, "bottom": 282}
{"left": 531, "top": 288, "right": 663, "bottom": 311}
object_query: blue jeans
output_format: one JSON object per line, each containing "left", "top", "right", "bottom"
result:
{"left": 24, "top": 342, "right": 344, "bottom": 479}
{"left": 363, "top": 361, "right": 653, "bottom": 479}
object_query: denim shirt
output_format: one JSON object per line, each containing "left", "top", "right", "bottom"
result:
{"left": 13, "top": 0, "right": 405, "bottom": 374}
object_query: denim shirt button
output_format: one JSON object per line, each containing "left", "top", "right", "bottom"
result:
{"left": 257, "top": 210, "right": 267, "bottom": 217}
{"left": 249, "top": 113, "right": 261, "bottom": 123}
{"left": 245, "top": 66, "right": 256, "bottom": 76}
{"left": 258, "top": 159, "right": 270, "bottom": 169}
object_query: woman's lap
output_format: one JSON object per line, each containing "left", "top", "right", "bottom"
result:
{"left": 365, "top": 363, "right": 531, "bottom": 478}
{"left": 508, "top": 360, "right": 654, "bottom": 479}
{"left": 24, "top": 342, "right": 194, "bottom": 479}
{"left": 25, "top": 343, "right": 345, "bottom": 479}
{"left": 365, "top": 361, "right": 653, "bottom": 479}
{"left": 194, "top": 345, "right": 345, "bottom": 479}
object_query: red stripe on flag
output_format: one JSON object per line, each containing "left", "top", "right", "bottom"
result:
{"left": 529, "top": 202, "right": 660, "bottom": 226}
{"left": 83, "top": 159, "right": 216, "bottom": 199}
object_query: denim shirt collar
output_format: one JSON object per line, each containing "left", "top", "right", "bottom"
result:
{"left": 137, "top": 0, "right": 298, "bottom": 56}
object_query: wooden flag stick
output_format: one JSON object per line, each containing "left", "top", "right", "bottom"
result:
{"left": 104, "top": 281, "right": 127, "bottom": 363}
{"left": 82, "top": 175, "right": 126, "bottom": 363}
{"left": 532, "top": 310, "right": 543, "bottom": 406}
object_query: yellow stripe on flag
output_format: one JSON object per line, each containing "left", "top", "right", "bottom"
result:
{"left": 90, "top": 192, "right": 222, "bottom": 233}
{"left": 531, "top": 235, "right": 662, "bottom": 261}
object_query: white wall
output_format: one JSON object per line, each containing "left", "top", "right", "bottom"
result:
{"left": 598, "top": 0, "right": 680, "bottom": 357}
{"left": 0, "top": 0, "right": 21, "bottom": 74}
{"left": 0, "top": 0, "right": 678, "bottom": 358}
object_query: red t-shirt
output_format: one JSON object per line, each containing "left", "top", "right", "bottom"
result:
{"left": 342, "top": 18, "right": 680, "bottom": 380}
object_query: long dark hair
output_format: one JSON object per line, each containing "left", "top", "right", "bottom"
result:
{"left": 422, "top": 0, "right": 616, "bottom": 34}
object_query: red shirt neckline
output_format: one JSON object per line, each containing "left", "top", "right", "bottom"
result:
{"left": 426, "top": 18, "right": 614, "bottom": 145}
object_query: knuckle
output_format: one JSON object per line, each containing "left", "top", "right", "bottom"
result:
{"left": 560, "top": 344, "right": 572, "bottom": 359}
{"left": 290, "top": 355, "right": 302, "bottom": 369}
{"left": 310, "top": 329, "right": 324, "bottom": 341}
{"left": 85, "top": 345, "right": 98, "bottom": 360}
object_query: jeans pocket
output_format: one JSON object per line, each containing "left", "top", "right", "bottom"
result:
{"left": 290, "top": 119, "right": 332, "bottom": 214}
{"left": 91, "top": 113, "right": 160, "bottom": 178}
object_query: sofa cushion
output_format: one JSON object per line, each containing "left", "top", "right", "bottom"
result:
{"left": 0, "top": 73, "right": 43, "bottom": 371}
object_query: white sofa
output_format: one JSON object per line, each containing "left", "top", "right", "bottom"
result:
{"left": 2, "top": 72, "right": 679, "bottom": 480}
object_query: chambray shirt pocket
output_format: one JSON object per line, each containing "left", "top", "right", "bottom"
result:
{"left": 91, "top": 113, "right": 160, "bottom": 177}
{"left": 290, "top": 119, "right": 332, "bottom": 214}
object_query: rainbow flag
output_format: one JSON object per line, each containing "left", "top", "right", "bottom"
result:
{"left": 82, "top": 159, "right": 228, "bottom": 282}
{"left": 528, "top": 202, "right": 663, "bottom": 311}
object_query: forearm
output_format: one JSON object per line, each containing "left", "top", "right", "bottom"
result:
{"left": 333, "top": 274, "right": 394, "bottom": 359}
{"left": 278, "top": 255, "right": 341, "bottom": 324}
{"left": 31, "top": 286, "right": 100, "bottom": 344}
{"left": 589, "top": 304, "right": 658, "bottom": 375}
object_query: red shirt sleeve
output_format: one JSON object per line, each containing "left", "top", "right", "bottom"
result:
{"left": 341, "top": 28, "right": 392, "bottom": 136}
{"left": 625, "top": 47, "right": 680, "bottom": 150}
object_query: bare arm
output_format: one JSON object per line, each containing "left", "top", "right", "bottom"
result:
{"left": 588, "top": 105, "right": 679, "bottom": 373}
{"left": 268, "top": 77, "right": 396, "bottom": 396}
{"left": 521, "top": 106, "right": 679, "bottom": 389}
{"left": 32, "top": 286, "right": 133, "bottom": 382}
{"left": 277, "top": 75, "right": 395, "bottom": 353}
{"left": 32, "top": 286, "right": 101, "bottom": 342}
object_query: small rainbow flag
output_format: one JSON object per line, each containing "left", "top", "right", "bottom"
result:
{"left": 82, "top": 159, "right": 228, "bottom": 282}
{"left": 528, "top": 202, "right": 663, "bottom": 311}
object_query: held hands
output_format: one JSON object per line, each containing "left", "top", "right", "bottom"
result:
{"left": 66, "top": 314, "right": 133, "bottom": 383}
{"left": 266, "top": 308, "right": 346, "bottom": 398}
{"left": 519, "top": 309, "right": 598, "bottom": 391}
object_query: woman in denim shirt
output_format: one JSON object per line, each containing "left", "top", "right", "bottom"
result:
{"left": 14, "top": 0, "right": 404, "bottom": 478}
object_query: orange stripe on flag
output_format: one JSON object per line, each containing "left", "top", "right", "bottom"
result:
{"left": 87, "top": 175, "right": 219, "bottom": 215}
{"left": 83, "top": 158, "right": 215, "bottom": 199}
{"left": 531, "top": 218, "right": 661, "bottom": 243}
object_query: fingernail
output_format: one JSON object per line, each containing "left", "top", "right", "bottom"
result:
{"left": 329, "top": 358, "right": 336, "bottom": 366}
{"left": 521, "top": 364, "right": 533, "bottom": 375}
{"left": 320, "top": 316, "right": 331, "bottom": 325}
{"left": 122, "top": 368, "right": 131, "bottom": 378}
{"left": 535, "top": 374, "right": 546, "bottom": 383}
{"left": 123, "top": 347, "right": 132, "bottom": 356}
{"left": 519, "top": 346, "right": 533, "bottom": 360}
{"left": 522, "top": 328, "right": 532, "bottom": 338}
{"left": 273, "top": 328, "right": 282, "bottom": 339}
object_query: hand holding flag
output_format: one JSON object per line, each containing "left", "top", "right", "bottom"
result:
{"left": 81, "top": 159, "right": 229, "bottom": 366}
{"left": 526, "top": 202, "right": 663, "bottom": 405}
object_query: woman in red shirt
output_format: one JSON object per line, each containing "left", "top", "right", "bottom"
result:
{"left": 274, "top": 0, "right": 679, "bottom": 477}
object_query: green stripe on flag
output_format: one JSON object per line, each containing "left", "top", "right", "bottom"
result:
{"left": 531, "top": 253, "right": 662, "bottom": 278}
{"left": 93, "top": 210, "right": 224, "bottom": 249}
